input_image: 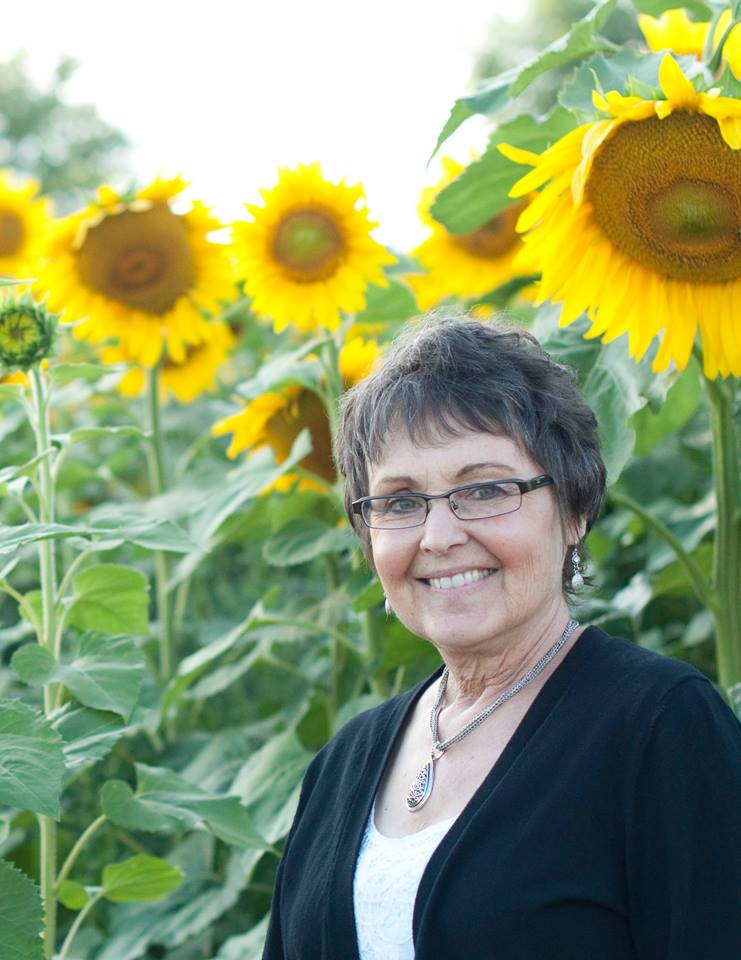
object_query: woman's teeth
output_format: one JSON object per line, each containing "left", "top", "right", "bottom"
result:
{"left": 428, "top": 568, "right": 495, "bottom": 590}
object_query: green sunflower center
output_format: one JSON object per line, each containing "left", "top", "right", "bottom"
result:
{"left": 0, "top": 210, "right": 24, "bottom": 257}
{"left": 273, "top": 210, "right": 344, "bottom": 281}
{"left": 75, "top": 204, "right": 196, "bottom": 314}
{"left": 0, "top": 302, "right": 55, "bottom": 369}
{"left": 586, "top": 112, "right": 741, "bottom": 283}
{"left": 454, "top": 202, "right": 523, "bottom": 259}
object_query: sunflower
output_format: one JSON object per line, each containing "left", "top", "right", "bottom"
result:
{"left": 34, "top": 176, "right": 234, "bottom": 367}
{"left": 232, "top": 163, "right": 395, "bottom": 334}
{"left": 407, "top": 157, "right": 532, "bottom": 310}
{"left": 639, "top": 8, "right": 741, "bottom": 77}
{"left": 0, "top": 170, "right": 52, "bottom": 280}
{"left": 499, "top": 55, "right": 741, "bottom": 379}
{"left": 213, "top": 336, "right": 380, "bottom": 491}
{"left": 102, "top": 320, "right": 235, "bottom": 404}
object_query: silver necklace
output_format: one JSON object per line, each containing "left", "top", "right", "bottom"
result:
{"left": 405, "top": 619, "right": 579, "bottom": 812}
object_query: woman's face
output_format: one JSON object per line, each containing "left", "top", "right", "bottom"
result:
{"left": 367, "top": 426, "right": 581, "bottom": 659}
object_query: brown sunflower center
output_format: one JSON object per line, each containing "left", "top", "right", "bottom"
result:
{"left": 454, "top": 202, "right": 524, "bottom": 259}
{"left": 586, "top": 112, "right": 741, "bottom": 283}
{"left": 75, "top": 204, "right": 195, "bottom": 314}
{"left": 0, "top": 210, "right": 24, "bottom": 257}
{"left": 273, "top": 210, "right": 344, "bottom": 281}
{"left": 268, "top": 389, "right": 335, "bottom": 482}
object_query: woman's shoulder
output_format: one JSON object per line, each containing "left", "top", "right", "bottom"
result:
{"left": 575, "top": 624, "right": 737, "bottom": 731}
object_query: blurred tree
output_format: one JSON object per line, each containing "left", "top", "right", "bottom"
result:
{"left": 0, "top": 52, "right": 130, "bottom": 211}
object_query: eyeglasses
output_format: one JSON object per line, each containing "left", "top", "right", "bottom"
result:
{"left": 352, "top": 475, "right": 554, "bottom": 530}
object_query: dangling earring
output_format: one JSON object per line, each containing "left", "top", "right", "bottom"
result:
{"left": 570, "top": 547, "right": 584, "bottom": 590}
{"left": 384, "top": 597, "right": 394, "bottom": 617}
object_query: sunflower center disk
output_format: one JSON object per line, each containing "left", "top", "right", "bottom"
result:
{"left": 0, "top": 211, "right": 24, "bottom": 257}
{"left": 586, "top": 113, "right": 741, "bottom": 283}
{"left": 273, "top": 210, "right": 344, "bottom": 281}
{"left": 454, "top": 203, "right": 523, "bottom": 259}
{"left": 75, "top": 204, "right": 196, "bottom": 314}
{"left": 268, "top": 390, "right": 335, "bottom": 482}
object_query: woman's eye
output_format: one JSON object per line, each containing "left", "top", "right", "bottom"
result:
{"left": 387, "top": 496, "right": 421, "bottom": 514}
{"left": 469, "top": 483, "right": 504, "bottom": 500}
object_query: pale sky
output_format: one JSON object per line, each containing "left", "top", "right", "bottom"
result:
{"left": 3, "top": 0, "right": 525, "bottom": 250}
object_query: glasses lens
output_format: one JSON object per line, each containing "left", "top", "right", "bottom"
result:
{"left": 451, "top": 481, "right": 522, "bottom": 519}
{"left": 363, "top": 495, "right": 427, "bottom": 528}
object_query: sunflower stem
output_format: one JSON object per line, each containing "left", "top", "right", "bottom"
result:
{"left": 703, "top": 374, "right": 741, "bottom": 696}
{"left": 608, "top": 490, "right": 717, "bottom": 613}
{"left": 146, "top": 365, "right": 175, "bottom": 687}
{"left": 30, "top": 363, "right": 59, "bottom": 959}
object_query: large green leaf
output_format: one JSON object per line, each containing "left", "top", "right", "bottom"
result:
{"left": 431, "top": 109, "right": 577, "bottom": 234}
{"left": 0, "top": 860, "right": 44, "bottom": 960}
{"left": 232, "top": 729, "right": 313, "bottom": 843}
{"left": 101, "top": 763, "right": 269, "bottom": 850}
{"left": 263, "top": 517, "right": 355, "bottom": 567}
{"left": 354, "top": 279, "right": 419, "bottom": 325}
{"left": 0, "top": 518, "right": 195, "bottom": 556}
{"left": 66, "top": 564, "right": 149, "bottom": 634}
{"left": 234, "top": 337, "right": 327, "bottom": 402}
{"left": 51, "top": 704, "right": 128, "bottom": 771}
{"left": 433, "top": 0, "right": 618, "bottom": 151}
{"left": 171, "top": 430, "right": 313, "bottom": 586}
{"left": 12, "top": 633, "right": 143, "bottom": 720}
{"left": 632, "top": 358, "right": 702, "bottom": 456}
{"left": 0, "top": 699, "right": 65, "bottom": 816}
{"left": 102, "top": 855, "right": 182, "bottom": 903}
{"left": 94, "top": 836, "right": 263, "bottom": 960}
{"left": 534, "top": 310, "right": 673, "bottom": 483}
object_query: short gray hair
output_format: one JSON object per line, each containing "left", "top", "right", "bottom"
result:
{"left": 334, "top": 314, "right": 606, "bottom": 591}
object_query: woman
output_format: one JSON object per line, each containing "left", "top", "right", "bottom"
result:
{"left": 263, "top": 316, "right": 741, "bottom": 959}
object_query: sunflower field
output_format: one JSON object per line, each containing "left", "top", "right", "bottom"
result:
{"left": 0, "top": 1, "right": 739, "bottom": 956}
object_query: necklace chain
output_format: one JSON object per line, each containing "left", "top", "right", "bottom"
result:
{"left": 430, "top": 619, "right": 579, "bottom": 754}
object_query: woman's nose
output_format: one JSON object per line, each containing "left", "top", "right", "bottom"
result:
{"left": 419, "top": 497, "right": 468, "bottom": 553}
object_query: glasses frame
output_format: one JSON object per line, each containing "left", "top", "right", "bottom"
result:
{"left": 352, "top": 475, "right": 554, "bottom": 530}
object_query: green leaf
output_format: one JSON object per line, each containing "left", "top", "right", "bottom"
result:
{"left": 0, "top": 518, "right": 196, "bottom": 556}
{"left": 50, "top": 362, "right": 115, "bottom": 384}
{"left": 102, "top": 855, "right": 182, "bottom": 903}
{"left": 58, "top": 879, "right": 89, "bottom": 910}
{"left": 67, "top": 564, "right": 149, "bottom": 634}
{"left": 0, "top": 860, "right": 44, "bottom": 959}
{"left": 354, "top": 279, "right": 419, "bottom": 325}
{"left": 51, "top": 704, "right": 128, "bottom": 771}
{"left": 0, "top": 449, "right": 55, "bottom": 486}
{"left": 432, "top": 109, "right": 577, "bottom": 234}
{"left": 558, "top": 49, "right": 682, "bottom": 113}
{"left": 234, "top": 338, "right": 326, "bottom": 402}
{"left": 632, "top": 358, "right": 702, "bottom": 456}
{"left": 101, "top": 763, "right": 269, "bottom": 850}
{"left": 263, "top": 517, "right": 355, "bottom": 567}
{"left": 13, "top": 633, "right": 144, "bottom": 721}
{"left": 231, "top": 729, "right": 313, "bottom": 843}
{"left": 0, "top": 699, "right": 65, "bottom": 816}
{"left": 62, "top": 425, "right": 149, "bottom": 445}
{"left": 433, "top": 0, "right": 618, "bottom": 148}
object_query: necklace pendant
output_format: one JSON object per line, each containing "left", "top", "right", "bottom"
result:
{"left": 405, "top": 756, "right": 435, "bottom": 812}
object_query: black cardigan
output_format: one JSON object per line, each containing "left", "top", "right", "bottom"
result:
{"left": 263, "top": 627, "right": 741, "bottom": 959}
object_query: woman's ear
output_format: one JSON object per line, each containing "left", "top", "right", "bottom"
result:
{"left": 568, "top": 516, "right": 588, "bottom": 548}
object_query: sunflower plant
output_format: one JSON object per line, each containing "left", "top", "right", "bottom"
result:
{"left": 431, "top": 0, "right": 741, "bottom": 708}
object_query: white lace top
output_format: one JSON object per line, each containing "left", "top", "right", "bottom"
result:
{"left": 353, "top": 802, "right": 455, "bottom": 960}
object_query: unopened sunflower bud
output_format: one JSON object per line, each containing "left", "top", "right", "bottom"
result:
{"left": 0, "top": 295, "right": 57, "bottom": 371}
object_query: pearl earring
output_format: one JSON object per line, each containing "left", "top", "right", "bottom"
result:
{"left": 384, "top": 597, "right": 394, "bottom": 617}
{"left": 570, "top": 547, "right": 584, "bottom": 590}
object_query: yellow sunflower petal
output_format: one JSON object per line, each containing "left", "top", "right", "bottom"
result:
{"left": 658, "top": 54, "right": 700, "bottom": 109}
